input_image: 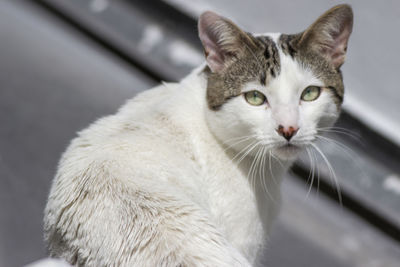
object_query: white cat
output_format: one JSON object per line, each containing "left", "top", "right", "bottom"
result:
{"left": 44, "top": 5, "right": 353, "bottom": 267}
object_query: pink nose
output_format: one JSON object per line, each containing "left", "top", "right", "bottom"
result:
{"left": 277, "top": 125, "right": 299, "bottom": 141}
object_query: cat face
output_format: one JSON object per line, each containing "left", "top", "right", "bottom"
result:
{"left": 199, "top": 5, "right": 353, "bottom": 160}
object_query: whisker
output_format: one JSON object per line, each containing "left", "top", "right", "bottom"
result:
{"left": 248, "top": 144, "right": 262, "bottom": 193}
{"left": 260, "top": 146, "right": 270, "bottom": 200}
{"left": 318, "top": 126, "right": 359, "bottom": 134}
{"left": 261, "top": 146, "right": 268, "bottom": 193}
{"left": 316, "top": 134, "right": 368, "bottom": 185}
{"left": 311, "top": 143, "right": 343, "bottom": 206}
{"left": 316, "top": 135, "right": 356, "bottom": 155}
{"left": 222, "top": 135, "right": 255, "bottom": 152}
{"left": 231, "top": 140, "right": 258, "bottom": 163}
{"left": 305, "top": 147, "right": 315, "bottom": 199}
{"left": 223, "top": 135, "right": 256, "bottom": 145}
{"left": 317, "top": 126, "right": 362, "bottom": 143}
{"left": 269, "top": 150, "right": 285, "bottom": 169}
{"left": 255, "top": 146, "right": 264, "bottom": 193}
{"left": 268, "top": 151, "right": 279, "bottom": 190}
{"left": 256, "top": 146, "right": 275, "bottom": 202}
{"left": 312, "top": 148, "right": 320, "bottom": 197}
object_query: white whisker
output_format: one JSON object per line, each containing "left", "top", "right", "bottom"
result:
{"left": 305, "top": 147, "right": 315, "bottom": 199}
{"left": 231, "top": 140, "right": 258, "bottom": 163}
{"left": 311, "top": 143, "right": 342, "bottom": 205}
{"left": 261, "top": 146, "right": 268, "bottom": 194}
{"left": 317, "top": 126, "right": 362, "bottom": 143}
{"left": 222, "top": 135, "right": 255, "bottom": 152}
{"left": 248, "top": 144, "right": 262, "bottom": 192}
{"left": 316, "top": 134, "right": 368, "bottom": 185}
{"left": 268, "top": 151, "right": 278, "bottom": 190}
{"left": 257, "top": 146, "right": 275, "bottom": 202}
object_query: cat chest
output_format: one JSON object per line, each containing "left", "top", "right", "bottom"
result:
{"left": 202, "top": 162, "right": 265, "bottom": 256}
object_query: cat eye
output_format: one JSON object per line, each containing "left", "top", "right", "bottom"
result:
{"left": 244, "top": 90, "right": 267, "bottom": 106}
{"left": 301, "top": 86, "right": 321, "bottom": 101}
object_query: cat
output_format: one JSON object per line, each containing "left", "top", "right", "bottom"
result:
{"left": 44, "top": 4, "right": 353, "bottom": 267}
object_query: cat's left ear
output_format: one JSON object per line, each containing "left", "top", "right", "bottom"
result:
{"left": 198, "top": 11, "right": 256, "bottom": 73}
{"left": 299, "top": 4, "right": 353, "bottom": 69}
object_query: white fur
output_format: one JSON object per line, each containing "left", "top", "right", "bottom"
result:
{"left": 44, "top": 37, "right": 340, "bottom": 266}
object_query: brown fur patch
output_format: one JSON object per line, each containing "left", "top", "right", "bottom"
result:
{"left": 206, "top": 35, "right": 281, "bottom": 110}
{"left": 203, "top": 5, "right": 352, "bottom": 111}
{"left": 278, "top": 4, "right": 353, "bottom": 108}
{"left": 279, "top": 34, "right": 345, "bottom": 108}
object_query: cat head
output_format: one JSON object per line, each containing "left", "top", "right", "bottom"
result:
{"left": 198, "top": 5, "right": 353, "bottom": 160}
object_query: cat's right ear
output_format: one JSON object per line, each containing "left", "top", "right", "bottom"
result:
{"left": 198, "top": 11, "right": 255, "bottom": 73}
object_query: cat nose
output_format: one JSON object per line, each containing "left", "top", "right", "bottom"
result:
{"left": 276, "top": 125, "right": 299, "bottom": 141}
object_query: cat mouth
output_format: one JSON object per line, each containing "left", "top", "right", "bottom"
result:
{"left": 273, "top": 143, "right": 302, "bottom": 159}
{"left": 282, "top": 143, "right": 301, "bottom": 151}
{"left": 281, "top": 143, "right": 300, "bottom": 149}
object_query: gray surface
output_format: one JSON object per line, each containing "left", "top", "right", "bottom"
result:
{"left": 0, "top": 1, "right": 153, "bottom": 266}
{"left": 271, "top": 176, "right": 400, "bottom": 267}
{"left": 165, "top": 0, "right": 400, "bottom": 145}
{"left": 298, "top": 136, "right": 400, "bottom": 227}
{"left": 1, "top": 1, "right": 399, "bottom": 267}
{"left": 42, "top": 0, "right": 204, "bottom": 82}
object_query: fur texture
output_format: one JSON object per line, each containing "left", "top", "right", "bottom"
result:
{"left": 44, "top": 5, "right": 353, "bottom": 267}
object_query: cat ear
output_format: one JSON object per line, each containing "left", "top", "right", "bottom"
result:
{"left": 198, "top": 11, "right": 255, "bottom": 73}
{"left": 298, "top": 4, "right": 353, "bottom": 69}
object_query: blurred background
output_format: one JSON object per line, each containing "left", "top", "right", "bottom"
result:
{"left": 0, "top": 0, "right": 399, "bottom": 266}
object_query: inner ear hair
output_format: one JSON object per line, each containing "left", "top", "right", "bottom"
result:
{"left": 198, "top": 11, "right": 257, "bottom": 73}
{"left": 298, "top": 4, "right": 353, "bottom": 69}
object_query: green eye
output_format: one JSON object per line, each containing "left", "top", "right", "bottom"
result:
{"left": 244, "top": 90, "right": 266, "bottom": 106}
{"left": 301, "top": 86, "right": 321, "bottom": 101}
